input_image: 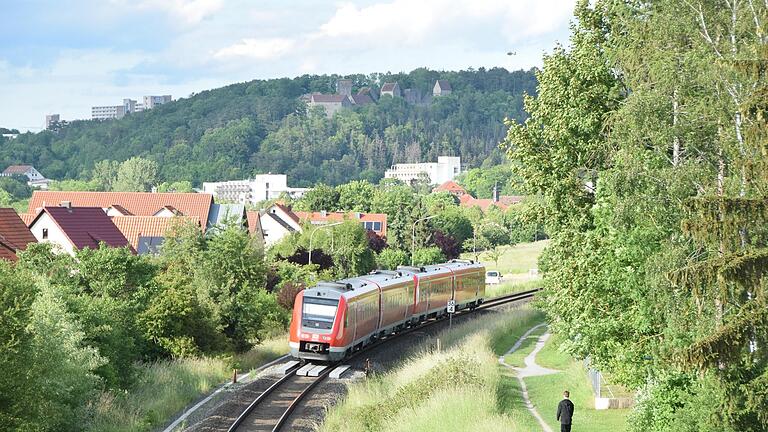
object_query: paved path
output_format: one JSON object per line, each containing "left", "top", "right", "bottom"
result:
{"left": 498, "top": 324, "right": 559, "bottom": 432}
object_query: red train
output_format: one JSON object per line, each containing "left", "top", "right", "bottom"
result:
{"left": 289, "top": 260, "right": 486, "bottom": 362}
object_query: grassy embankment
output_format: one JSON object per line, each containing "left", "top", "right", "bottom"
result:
{"left": 88, "top": 335, "right": 288, "bottom": 432}
{"left": 463, "top": 240, "right": 549, "bottom": 298}
{"left": 321, "top": 306, "right": 547, "bottom": 432}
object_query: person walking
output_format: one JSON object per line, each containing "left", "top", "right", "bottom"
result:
{"left": 557, "top": 390, "right": 575, "bottom": 432}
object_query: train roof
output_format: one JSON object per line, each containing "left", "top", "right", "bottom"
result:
{"left": 304, "top": 260, "right": 484, "bottom": 298}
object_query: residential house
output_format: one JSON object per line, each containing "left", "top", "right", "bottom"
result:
{"left": 380, "top": 82, "right": 401, "bottom": 98}
{"left": 295, "top": 211, "right": 388, "bottom": 238}
{"left": 28, "top": 205, "right": 131, "bottom": 255}
{"left": 433, "top": 80, "right": 452, "bottom": 97}
{"left": 111, "top": 215, "right": 199, "bottom": 254}
{"left": 0, "top": 208, "right": 37, "bottom": 261}
{"left": 27, "top": 191, "right": 214, "bottom": 231}
{"left": 433, "top": 180, "right": 468, "bottom": 197}
{"left": 2, "top": 165, "right": 50, "bottom": 189}
{"left": 259, "top": 203, "right": 302, "bottom": 247}
{"left": 308, "top": 94, "right": 352, "bottom": 117}
{"left": 206, "top": 203, "right": 247, "bottom": 231}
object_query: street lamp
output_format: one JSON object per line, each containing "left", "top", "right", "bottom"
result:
{"left": 308, "top": 222, "right": 343, "bottom": 265}
{"left": 411, "top": 215, "right": 437, "bottom": 266}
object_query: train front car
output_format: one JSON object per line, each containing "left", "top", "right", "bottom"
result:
{"left": 289, "top": 282, "right": 349, "bottom": 362}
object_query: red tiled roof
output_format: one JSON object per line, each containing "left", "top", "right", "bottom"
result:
{"left": 498, "top": 195, "right": 524, "bottom": 205}
{"left": 108, "top": 204, "right": 133, "bottom": 216}
{"left": 2, "top": 165, "right": 33, "bottom": 175}
{"left": 31, "top": 206, "right": 131, "bottom": 251}
{"left": 294, "top": 211, "right": 387, "bottom": 236}
{"left": 0, "top": 239, "right": 18, "bottom": 261}
{"left": 111, "top": 216, "right": 199, "bottom": 249}
{"left": 28, "top": 191, "right": 213, "bottom": 229}
{"left": 246, "top": 210, "right": 261, "bottom": 235}
{"left": 0, "top": 208, "right": 37, "bottom": 253}
{"left": 272, "top": 203, "right": 300, "bottom": 225}
{"left": 433, "top": 180, "right": 466, "bottom": 194}
{"left": 19, "top": 213, "right": 35, "bottom": 225}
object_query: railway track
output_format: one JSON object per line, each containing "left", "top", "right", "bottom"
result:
{"left": 226, "top": 288, "right": 539, "bottom": 432}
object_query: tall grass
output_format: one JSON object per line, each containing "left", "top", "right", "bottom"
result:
{"left": 320, "top": 306, "right": 544, "bottom": 432}
{"left": 88, "top": 334, "right": 289, "bottom": 432}
{"left": 485, "top": 278, "right": 543, "bottom": 298}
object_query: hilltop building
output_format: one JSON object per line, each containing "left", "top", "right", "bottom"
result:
{"left": 433, "top": 80, "right": 452, "bottom": 97}
{"left": 92, "top": 95, "right": 172, "bottom": 120}
{"left": 1, "top": 165, "right": 50, "bottom": 189}
{"left": 45, "top": 114, "right": 60, "bottom": 130}
{"left": 336, "top": 79, "right": 353, "bottom": 96}
{"left": 384, "top": 156, "right": 461, "bottom": 185}
{"left": 202, "top": 174, "right": 309, "bottom": 205}
{"left": 380, "top": 82, "right": 402, "bottom": 98}
{"left": 307, "top": 94, "right": 352, "bottom": 117}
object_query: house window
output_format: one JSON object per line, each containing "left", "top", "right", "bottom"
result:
{"left": 373, "top": 222, "right": 382, "bottom": 231}
{"left": 42, "top": 228, "right": 48, "bottom": 239}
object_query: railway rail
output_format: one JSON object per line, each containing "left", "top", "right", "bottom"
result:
{"left": 226, "top": 288, "right": 539, "bottom": 432}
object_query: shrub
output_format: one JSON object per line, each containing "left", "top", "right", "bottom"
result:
{"left": 377, "top": 249, "right": 409, "bottom": 270}
{"left": 411, "top": 247, "right": 446, "bottom": 266}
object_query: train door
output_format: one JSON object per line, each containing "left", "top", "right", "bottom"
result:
{"left": 349, "top": 301, "right": 357, "bottom": 343}
{"left": 376, "top": 286, "right": 383, "bottom": 332}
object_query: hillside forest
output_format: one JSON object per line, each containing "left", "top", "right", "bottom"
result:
{"left": 0, "top": 68, "right": 536, "bottom": 187}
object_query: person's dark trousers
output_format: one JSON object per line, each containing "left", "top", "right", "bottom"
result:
{"left": 561, "top": 424, "right": 572, "bottom": 432}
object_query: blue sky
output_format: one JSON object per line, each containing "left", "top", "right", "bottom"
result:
{"left": 0, "top": 0, "right": 576, "bottom": 131}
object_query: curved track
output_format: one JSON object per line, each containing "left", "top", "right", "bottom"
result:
{"left": 227, "top": 289, "right": 539, "bottom": 432}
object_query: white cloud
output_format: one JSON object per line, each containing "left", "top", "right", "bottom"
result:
{"left": 117, "top": 0, "right": 224, "bottom": 24}
{"left": 214, "top": 38, "right": 295, "bottom": 60}
{"left": 317, "top": 0, "right": 573, "bottom": 44}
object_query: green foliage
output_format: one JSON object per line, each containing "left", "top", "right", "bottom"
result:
{"left": 456, "top": 164, "right": 522, "bottom": 198}
{"left": 376, "top": 249, "right": 409, "bottom": 270}
{"left": 113, "top": 157, "right": 158, "bottom": 192}
{"left": 411, "top": 247, "right": 446, "bottom": 266}
{"left": 293, "top": 183, "right": 339, "bottom": 212}
{"left": 337, "top": 180, "right": 376, "bottom": 212}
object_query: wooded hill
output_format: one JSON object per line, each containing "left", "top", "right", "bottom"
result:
{"left": 1, "top": 68, "right": 536, "bottom": 186}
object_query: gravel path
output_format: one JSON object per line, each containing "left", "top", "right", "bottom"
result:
{"left": 499, "top": 324, "right": 559, "bottom": 432}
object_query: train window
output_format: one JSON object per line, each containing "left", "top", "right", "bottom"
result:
{"left": 302, "top": 297, "right": 338, "bottom": 330}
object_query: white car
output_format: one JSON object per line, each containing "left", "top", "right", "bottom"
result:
{"left": 485, "top": 270, "right": 502, "bottom": 285}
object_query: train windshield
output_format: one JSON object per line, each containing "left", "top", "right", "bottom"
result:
{"left": 302, "top": 296, "right": 338, "bottom": 330}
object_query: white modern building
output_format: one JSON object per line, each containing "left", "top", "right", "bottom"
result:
{"left": 45, "top": 114, "right": 60, "bottom": 130}
{"left": 384, "top": 156, "right": 462, "bottom": 185}
{"left": 202, "top": 174, "right": 309, "bottom": 205}
{"left": 92, "top": 95, "right": 172, "bottom": 120}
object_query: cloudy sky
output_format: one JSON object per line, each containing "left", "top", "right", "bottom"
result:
{"left": 1, "top": 0, "right": 576, "bottom": 131}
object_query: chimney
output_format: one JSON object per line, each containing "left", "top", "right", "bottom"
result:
{"left": 60, "top": 200, "right": 71, "bottom": 209}
{"left": 320, "top": 210, "right": 327, "bottom": 217}
{"left": 354, "top": 212, "right": 362, "bottom": 219}
{"left": 492, "top": 183, "right": 499, "bottom": 203}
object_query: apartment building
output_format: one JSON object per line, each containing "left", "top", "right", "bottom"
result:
{"left": 202, "top": 174, "right": 309, "bottom": 205}
{"left": 384, "top": 156, "right": 461, "bottom": 185}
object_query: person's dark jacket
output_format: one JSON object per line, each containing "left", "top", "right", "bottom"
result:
{"left": 557, "top": 398, "right": 574, "bottom": 424}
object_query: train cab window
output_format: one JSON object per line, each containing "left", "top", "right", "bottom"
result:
{"left": 302, "top": 297, "right": 339, "bottom": 330}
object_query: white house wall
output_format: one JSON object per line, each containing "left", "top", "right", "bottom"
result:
{"left": 29, "top": 212, "right": 74, "bottom": 255}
